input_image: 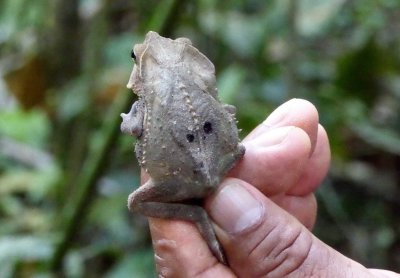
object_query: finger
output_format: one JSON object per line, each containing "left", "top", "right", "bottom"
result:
{"left": 287, "top": 124, "right": 331, "bottom": 196}
{"left": 245, "top": 98, "right": 319, "bottom": 153}
{"left": 149, "top": 218, "right": 233, "bottom": 277}
{"left": 230, "top": 126, "right": 312, "bottom": 196}
{"left": 140, "top": 172, "right": 234, "bottom": 277}
{"left": 207, "top": 178, "right": 374, "bottom": 277}
{"left": 369, "top": 269, "right": 400, "bottom": 277}
{"left": 270, "top": 193, "right": 317, "bottom": 230}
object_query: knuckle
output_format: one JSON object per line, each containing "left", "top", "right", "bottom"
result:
{"left": 246, "top": 222, "right": 313, "bottom": 277}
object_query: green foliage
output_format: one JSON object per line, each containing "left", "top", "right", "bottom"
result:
{"left": 1, "top": 0, "right": 400, "bottom": 275}
{"left": 0, "top": 110, "right": 50, "bottom": 147}
{"left": 0, "top": 236, "right": 53, "bottom": 278}
{"left": 105, "top": 250, "right": 156, "bottom": 278}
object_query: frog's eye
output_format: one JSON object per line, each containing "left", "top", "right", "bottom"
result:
{"left": 130, "top": 49, "right": 136, "bottom": 61}
{"left": 203, "top": 121, "right": 212, "bottom": 134}
{"left": 186, "top": 134, "right": 195, "bottom": 143}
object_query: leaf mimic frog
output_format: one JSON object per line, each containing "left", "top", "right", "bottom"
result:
{"left": 121, "top": 31, "right": 245, "bottom": 264}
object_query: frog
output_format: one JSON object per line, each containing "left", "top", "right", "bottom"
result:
{"left": 120, "top": 31, "right": 245, "bottom": 264}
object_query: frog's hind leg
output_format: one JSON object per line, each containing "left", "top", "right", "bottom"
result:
{"left": 128, "top": 180, "right": 227, "bottom": 264}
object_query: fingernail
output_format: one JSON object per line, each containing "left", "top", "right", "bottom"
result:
{"left": 210, "top": 182, "right": 264, "bottom": 234}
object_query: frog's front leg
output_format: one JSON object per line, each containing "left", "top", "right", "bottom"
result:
{"left": 128, "top": 180, "right": 227, "bottom": 264}
{"left": 120, "top": 100, "right": 145, "bottom": 137}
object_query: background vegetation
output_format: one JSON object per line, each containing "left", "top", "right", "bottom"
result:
{"left": 1, "top": 0, "right": 399, "bottom": 276}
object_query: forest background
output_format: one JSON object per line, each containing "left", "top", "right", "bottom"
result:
{"left": 1, "top": 0, "right": 399, "bottom": 277}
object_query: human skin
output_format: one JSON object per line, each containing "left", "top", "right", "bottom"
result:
{"left": 140, "top": 98, "right": 400, "bottom": 278}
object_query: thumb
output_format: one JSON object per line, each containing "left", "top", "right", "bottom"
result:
{"left": 206, "top": 178, "right": 374, "bottom": 277}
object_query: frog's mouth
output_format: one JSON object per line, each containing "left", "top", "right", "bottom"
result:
{"left": 126, "top": 64, "right": 137, "bottom": 91}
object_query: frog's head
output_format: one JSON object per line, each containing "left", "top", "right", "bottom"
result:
{"left": 126, "top": 31, "right": 217, "bottom": 98}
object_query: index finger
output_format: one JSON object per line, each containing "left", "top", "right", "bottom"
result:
{"left": 245, "top": 98, "right": 319, "bottom": 152}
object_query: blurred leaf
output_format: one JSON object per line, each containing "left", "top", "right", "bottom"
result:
{"left": 88, "top": 193, "right": 133, "bottom": 243}
{"left": 375, "top": 227, "right": 395, "bottom": 249}
{"left": 3, "top": 56, "right": 48, "bottom": 109}
{"left": 335, "top": 39, "right": 390, "bottom": 105}
{"left": 199, "top": 10, "right": 267, "bottom": 58}
{"left": 0, "top": 236, "right": 53, "bottom": 264}
{"left": 105, "top": 250, "right": 156, "bottom": 278}
{"left": 146, "top": 0, "right": 178, "bottom": 33}
{"left": 217, "top": 65, "right": 245, "bottom": 103}
{"left": 0, "top": 110, "right": 49, "bottom": 147}
{"left": 0, "top": 137, "right": 54, "bottom": 170}
{"left": 0, "top": 166, "right": 60, "bottom": 201}
{"left": 298, "top": 0, "right": 345, "bottom": 36}
{"left": 65, "top": 250, "right": 85, "bottom": 278}
{"left": 104, "top": 33, "right": 139, "bottom": 69}
{"left": 0, "top": 0, "right": 50, "bottom": 38}
{"left": 260, "top": 77, "right": 288, "bottom": 103}
{"left": 351, "top": 121, "right": 400, "bottom": 155}
{"left": 56, "top": 78, "right": 90, "bottom": 122}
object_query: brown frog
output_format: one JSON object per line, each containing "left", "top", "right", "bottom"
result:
{"left": 121, "top": 31, "right": 245, "bottom": 264}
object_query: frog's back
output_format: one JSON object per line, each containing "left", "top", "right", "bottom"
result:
{"left": 135, "top": 32, "right": 244, "bottom": 196}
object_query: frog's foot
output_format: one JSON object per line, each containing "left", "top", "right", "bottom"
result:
{"left": 127, "top": 180, "right": 227, "bottom": 264}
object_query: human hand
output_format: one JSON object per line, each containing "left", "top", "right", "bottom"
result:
{"left": 143, "top": 99, "right": 399, "bottom": 277}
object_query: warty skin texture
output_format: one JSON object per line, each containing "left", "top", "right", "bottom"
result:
{"left": 121, "top": 31, "right": 245, "bottom": 264}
